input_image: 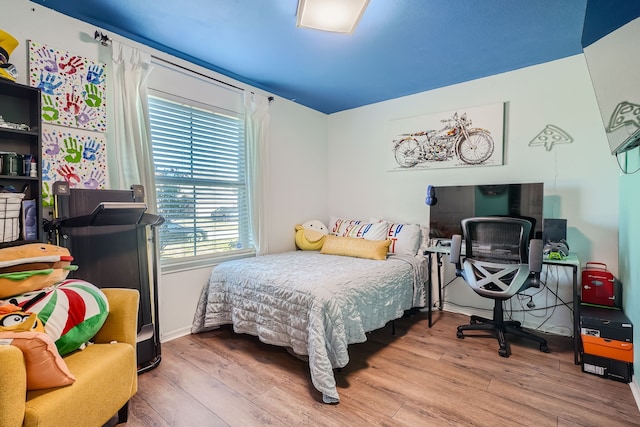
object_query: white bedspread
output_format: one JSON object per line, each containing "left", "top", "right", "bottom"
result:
{"left": 191, "top": 250, "right": 426, "bottom": 403}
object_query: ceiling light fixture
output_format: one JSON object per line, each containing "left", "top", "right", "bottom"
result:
{"left": 296, "top": 0, "right": 370, "bottom": 34}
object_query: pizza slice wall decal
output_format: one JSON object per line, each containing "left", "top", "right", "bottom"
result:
{"left": 529, "top": 124, "right": 573, "bottom": 151}
{"left": 607, "top": 101, "right": 640, "bottom": 133}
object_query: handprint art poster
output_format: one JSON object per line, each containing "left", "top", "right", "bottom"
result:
{"left": 28, "top": 41, "right": 107, "bottom": 132}
{"left": 41, "top": 125, "right": 108, "bottom": 207}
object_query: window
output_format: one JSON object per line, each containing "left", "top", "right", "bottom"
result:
{"left": 149, "top": 93, "right": 252, "bottom": 265}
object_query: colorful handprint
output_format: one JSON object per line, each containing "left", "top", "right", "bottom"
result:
{"left": 41, "top": 95, "right": 59, "bottom": 122}
{"left": 43, "top": 132, "right": 61, "bottom": 156}
{"left": 36, "top": 48, "right": 58, "bottom": 73}
{"left": 83, "top": 138, "right": 102, "bottom": 161}
{"left": 86, "top": 65, "right": 105, "bottom": 85}
{"left": 63, "top": 136, "right": 83, "bottom": 163}
{"left": 75, "top": 105, "right": 98, "bottom": 126}
{"left": 84, "top": 170, "right": 106, "bottom": 189}
{"left": 83, "top": 84, "right": 102, "bottom": 108}
{"left": 58, "top": 55, "right": 83, "bottom": 75}
{"left": 57, "top": 165, "right": 81, "bottom": 186}
{"left": 41, "top": 159, "right": 52, "bottom": 182}
{"left": 41, "top": 182, "right": 53, "bottom": 207}
{"left": 63, "top": 92, "right": 82, "bottom": 115}
{"left": 36, "top": 71, "right": 64, "bottom": 95}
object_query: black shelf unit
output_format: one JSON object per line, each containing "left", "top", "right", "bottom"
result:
{"left": 0, "top": 79, "right": 43, "bottom": 247}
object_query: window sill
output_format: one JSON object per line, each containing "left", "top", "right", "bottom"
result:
{"left": 160, "top": 249, "right": 256, "bottom": 274}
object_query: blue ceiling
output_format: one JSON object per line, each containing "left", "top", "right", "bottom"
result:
{"left": 27, "top": 0, "right": 636, "bottom": 114}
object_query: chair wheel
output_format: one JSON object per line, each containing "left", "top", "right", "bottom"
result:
{"left": 456, "top": 331, "right": 464, "bottom": 339}
{"left": 498, "top": 348, "right": 509, "bottom": 357}
{"left": 540, "top": 344, "right": 550, "bottom": 353}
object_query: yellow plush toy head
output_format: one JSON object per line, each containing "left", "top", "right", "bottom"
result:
{"left": 295, "top": 220, "right": 328, "bottom": 251}
{"left": 0, "top": 303, "right": 45, "bottom": 333}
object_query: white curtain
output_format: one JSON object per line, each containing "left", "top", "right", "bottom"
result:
{"left": 110, "top": 41, "right": 157, "bottom": 212}
{"left": 245, "top": 92, "right": 271, "bottom": 255}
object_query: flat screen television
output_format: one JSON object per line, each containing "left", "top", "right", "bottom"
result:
{"left": 428, "top": 182, "right": 544, "bottom": 241}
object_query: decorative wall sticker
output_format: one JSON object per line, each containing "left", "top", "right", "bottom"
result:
{"left": 389, "top": 102, "right": 504, "bottom": 170}
{"left": 28, "top": 41, "right": 107, "bottom": 132}
{"left": 529, "top": 125, "right": 573, "bottom": 151}
{"left": 41, "top": 124, "right": 108, "bottom": 207}
{"left": 607, "top": 101, "right": 640, "bottom": 132}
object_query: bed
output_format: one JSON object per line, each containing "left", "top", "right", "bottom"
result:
{"left": 191, "top": 249, "right": 427, "bottom": 403}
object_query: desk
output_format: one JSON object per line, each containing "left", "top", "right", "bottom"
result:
{"left": 544, "top": 255, "right": 581, "bottom": 364}
{"left": 424, "top": 247, "right": 581, "bottom": 364}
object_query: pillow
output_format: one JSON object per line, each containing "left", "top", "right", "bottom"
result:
{"left": 7, "top": 279, "right": 109, "bottom": 356}
{"left": 320, "top": 235, "right": 391, "bottom": 260}
{"left": 418, "top": 225, "right": 432, "bottom": 254}
{"left": 295, "top": 220, "right": 328, "bottom": 251}
{"left": 0, "top": 243, "right": 77, "bottom": 299}
{"left": 0, "top": 331, "right": 76, "bottom": 390}
{"left": 371, "top": 219, "right": 423, "bottom": 256}
{"left": 328, "top": 217, "right": 389, "bottom": 241}
{"left": 386, "top": 223, "right": 422, "bottom": 255}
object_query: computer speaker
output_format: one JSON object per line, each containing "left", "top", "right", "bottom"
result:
{"left": 449, "top": 234, "right": 462, "bottom": 263}
{"left": 425, "top": 185, "right": 437, "bottom": 206}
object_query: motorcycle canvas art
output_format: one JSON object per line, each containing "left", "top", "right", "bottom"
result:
{"left": 390, "top": 103, "right": 504, "bottom": 170}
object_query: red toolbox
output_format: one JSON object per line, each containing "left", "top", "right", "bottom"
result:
{"left": 581, "top": 262, "right": 621, "bottom": 308}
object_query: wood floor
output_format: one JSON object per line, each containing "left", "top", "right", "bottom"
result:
{"left": 121, "top": 310, "right": 639, "bottom": 426}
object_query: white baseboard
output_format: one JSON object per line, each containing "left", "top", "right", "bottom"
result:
{"left": 160, "top": 326, "right": 192, "bottom": 343}
{"left": 630, "top": 375, "right": 640, "bottom": 412}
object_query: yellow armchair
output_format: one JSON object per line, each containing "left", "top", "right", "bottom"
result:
{"left": 0, "top": 288, "right": 140, "bottom": 427}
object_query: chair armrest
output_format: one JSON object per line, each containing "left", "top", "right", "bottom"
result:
{"left": 0, "top": 345, "right": 27, "bottom": 427}
{"left": 93, "top": 288, "right": 139, "bottom": 347}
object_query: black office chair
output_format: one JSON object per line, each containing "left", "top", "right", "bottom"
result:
{"left": 449, "top": 217, "right": 549, "bottom": 357}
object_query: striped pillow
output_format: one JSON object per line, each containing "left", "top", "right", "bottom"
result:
{"left": 9, "top": 279, "right": 109, "bottom": 356}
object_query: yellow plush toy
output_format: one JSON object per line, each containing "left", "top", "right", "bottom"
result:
{"left": 0, "top": 29, "right": 19, "bottom": 82}
{"left": 295, "top": 220, "right": 328, "bottom": 250}
{"left": 0, "top": 303, "right": 45, "bottom": 333}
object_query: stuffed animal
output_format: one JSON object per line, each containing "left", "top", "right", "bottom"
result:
{"left": 0, "top": 29, "right": 19, "bottom": 81}
{"left": 0, "top": 303, "right": 45, "bottom": 333}
{"left": 295, "top": 219, "right": 328, "bottom": 250}
{"left": 0, "top": 243, "right": 78, "bottom": 299}
{"left": 0, "top": 302, "right": 77, "bottom": 390}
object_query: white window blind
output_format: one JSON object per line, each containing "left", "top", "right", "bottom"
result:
{"left": 149, "top": 93, "right": 252, "bottom": 263}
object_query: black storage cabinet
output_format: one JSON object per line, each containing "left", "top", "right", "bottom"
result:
{"left": 48, "top": 183, "right": 163, "bottom": 373}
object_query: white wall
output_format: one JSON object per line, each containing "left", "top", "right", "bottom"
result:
{"left": 5, "top": 0, "right": 329, "bottom": 341}
{"left": 327, "top": 55, "right": 620, "bottom": 334}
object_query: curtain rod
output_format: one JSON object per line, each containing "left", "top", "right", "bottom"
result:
{"left": 94, "top": 29, "right": 275, "bottom": 102}
{"left": 151, "top": 54, "right": 244, "bottom": 93}
{"left": 151, "top": 55, "right": 274, "bottom": 102}
{"left": 93, "top": 29, "right": 245, "bottom": 93}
